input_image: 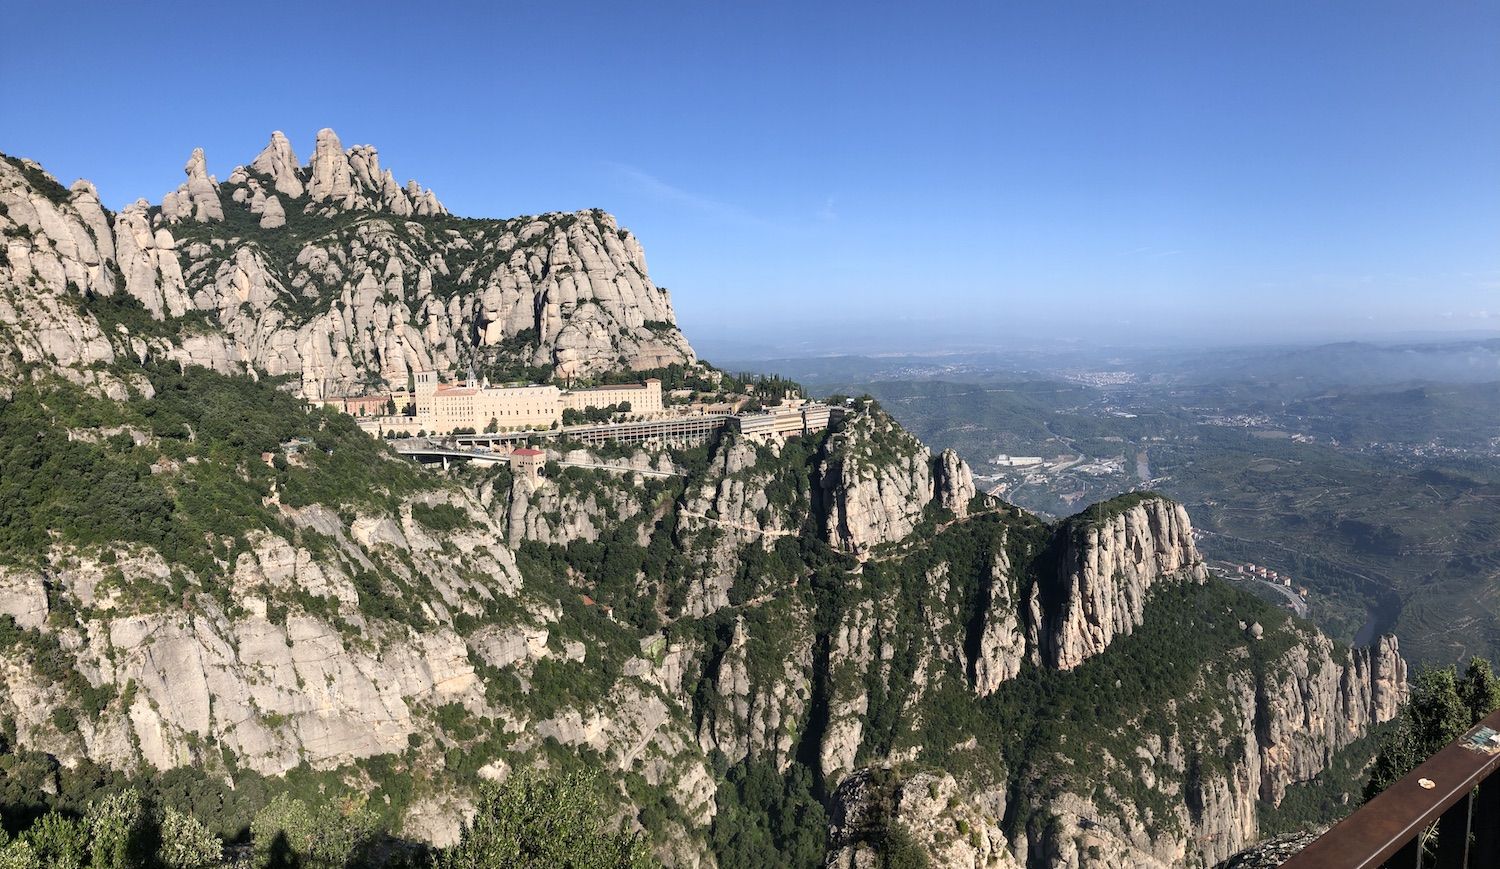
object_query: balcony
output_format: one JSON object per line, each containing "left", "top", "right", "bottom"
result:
{"left": 1281, "top": 707, "right": 1500, "bottom": 868}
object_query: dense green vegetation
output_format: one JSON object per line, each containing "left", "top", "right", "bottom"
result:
{"left": 0, "top": 365, "right": 423, "bottom": 585}
{"left": 437, "top": 773, "right": 655, "bottom": 869}
{"left": 708, "top": 761, "right": 826, "bottom": 869}
{"left": 0, "top": 767, "right": 653, "bottom": 868}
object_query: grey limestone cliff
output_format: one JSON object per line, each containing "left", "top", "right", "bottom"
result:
{"left": 0, "top": 134, "right": 696, "bottom": 399}
{"left": 1038, "top": 496, "right": 1208, "bottom": 670}
{"left": 816, "top": 412, "right": 986, "bottom": 556}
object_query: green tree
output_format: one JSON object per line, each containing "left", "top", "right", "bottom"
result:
{"left": 250, "top": 793, "right": 376, "bottom": 869}
{"left": 19, "top": 812, "right": 85, "bottom": 869}
{"left": 710, "top": 762, "right": 826, "bottom": 869}
{"left": 1366, "top": 663, "right": 1496, "bottom": 799}
{"left": 0, "top": 835, "right": 40, "bottom": 869}
{"left": 158, "top": 807, "right": 222, "bottom": 869}
{"left": 1458, "top": 657, "right": 1500, "bottom": 724}
{"left": 880, "top": 825, "right": 931, "bottom": 869}
{"left": 85, "top": 789, "right": 152, "bottom": 869}
{"left": 434, "top": 772, "right": 657, "bottom": 869}
{"left": 1409, "top": 668, "right": 1470, "bottom": 755}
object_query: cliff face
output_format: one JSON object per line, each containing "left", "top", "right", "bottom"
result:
{"left": 1039, "top": 497, "right": 1208, "bottom": 670}
{"left": 0, "top": 135, "right": 696, "bottom": 398}
{"left": 827, "top": 627, "right": 1407, "bottom": 869}
{"left": 0, "top": 388, "right": 1406, "bottom": 867}
{"left": 0, "top": 142, "right": 1410, "bottom": 868}
{"left": 816, "top": 410, "right": 983, "bottom": 556}
{"left": 1256, "top": 632, "right": 1408, "bottom": 804}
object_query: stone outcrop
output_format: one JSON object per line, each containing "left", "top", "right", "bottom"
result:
{"left": 1038, "top": 496, "right": 1208, "bottom": 670}
{"left": 249, "top": 130, "right": 305, "bottom": 198}
{"left": 934, "top": 447, "right": 977, "bottom": 517}
{"left": 676, "top": 435, "right": 799, "bottom": 615}
{"left": 0, "top": 567, "right": 48, "bottom": 630}
{"left": 115, "top": 201, "right": 192, "bottom": 318}
{"left": 818, "top": 413, "right": 933, "bottom": 554}
{"left": 303, "top": 128, "right": 445, "bottom": 217}
{"left": 694, "top": 614, "right": 813, "bottom": 770}
{"left": 259, "top": 193, "right": 285, "bottom": 229}
{"left": 1257, "top": 632, "right": 1408, "bottom": 804}
{"left": 970, "top": 547, "right": 1026, "bottom": 695}
{"left": 828, "top": 769, "right": 1019, "bottom": 869}
{"left": 160, "top": 148, "right": 224, "bottom": 223}
{"left": 492, "top": 447, "right": 657, "bottom": 548}
{"left": 0, "top": 158, "right": 120, "bottom": 380}
{"left": 817, "top": 413, "right": 989, "bottom": 556}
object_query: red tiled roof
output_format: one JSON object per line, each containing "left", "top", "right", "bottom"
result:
{"left": 511, "top": 448, "right": 545, "bottom": 456}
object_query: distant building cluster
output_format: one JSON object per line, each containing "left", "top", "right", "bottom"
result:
{"left": 325, "top": 372, "right": 846, "bottom": 451}
{"left": 1058, "top": 370, "right": 1137, "bottom": 387}
{"left": 326, "top": 372, "right": 665, "bottom": 436}
{"left": 1237, "top": 562, "right": 1293, "bottom": 587}
{"left": 991, "top": 454, "right": 1045, "bottom": 467}
{"left": 731, "top": 401, "right": 836, "bottom": 442}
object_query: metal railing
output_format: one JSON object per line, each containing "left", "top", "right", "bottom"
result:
{"left": 1281, "top": 707, "right": 1500, "bottom": 869}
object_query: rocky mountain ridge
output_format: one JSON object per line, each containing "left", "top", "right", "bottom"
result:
{"left": 0, "top": 133, "right": 695, "bottom": 399}
{"left": 0, "top": 139, "right": 1409, "bottom": 868}
{"left": 0, "top": 363, "right": 1406, "bottom": 868}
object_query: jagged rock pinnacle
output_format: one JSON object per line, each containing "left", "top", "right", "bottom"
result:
{"left": 249, "top": 130, "right": 304, "bottom": 198}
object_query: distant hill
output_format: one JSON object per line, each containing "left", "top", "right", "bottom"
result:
{"left": 1166, "top": 339, "right": 1500, "bottom": 389}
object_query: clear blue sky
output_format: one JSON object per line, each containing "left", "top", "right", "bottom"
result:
{"left": 4, "top": 1, "right": 1497, "bottom": 350}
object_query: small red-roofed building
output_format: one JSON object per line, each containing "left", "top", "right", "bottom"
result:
{"left": 509, "top": 447, "right": 546, "bottom": 482}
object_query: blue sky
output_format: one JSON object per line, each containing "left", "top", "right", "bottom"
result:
{"left": 4, "top": 1, "right": 1497, "bottom": 350}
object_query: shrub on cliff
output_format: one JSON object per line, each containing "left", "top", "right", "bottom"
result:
{"left": 434, "top": 772, "right": 655, "bottom": 869}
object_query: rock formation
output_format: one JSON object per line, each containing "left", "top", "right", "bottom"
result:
{"left": 1, "top": 133, "right": 697, "bottom": 398}
{"left": 934, "top": 447, "right": 977, "bottom": 517}
{"left": 160, "top": 147, "right": 224, "bottom": 223}
{"left": 0, "top": 140, "right": 1412, "bottom": 868}
{"left": 1039, "top": 496, "right": 1208, "bottom": 669}
{"left": 817, "top": 413, "right": 990, "bottom": 555}
{"left": 249, "top": 130, "right": 304, "bottom": 198}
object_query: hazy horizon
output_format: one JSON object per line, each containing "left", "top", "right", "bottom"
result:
{"left": 5, "top": 1, "right": 1496, "bottom": 345}
{"left": 687, "top": 318, "right": 1500, "bottom": 364}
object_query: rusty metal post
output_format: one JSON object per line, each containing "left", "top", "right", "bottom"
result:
{"left": 1385, "top": 833, "right": 1421, "bottom": 868}
{"left": 1470, "top": 774, "right": 1500, "bottom": 868}
{"left": 1432, "top": 796, "right": 1470, "bottom": 869}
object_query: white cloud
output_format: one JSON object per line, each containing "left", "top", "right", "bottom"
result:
{"left": 605, "top": 162, "right": 771, "bottom": 229}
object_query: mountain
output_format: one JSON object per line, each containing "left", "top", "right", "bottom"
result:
{"left": 1, "top": 129, "right": 695, "bottom": 400}
{"left": 0, "top": 139, "right": 1406, "bottom": 867}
